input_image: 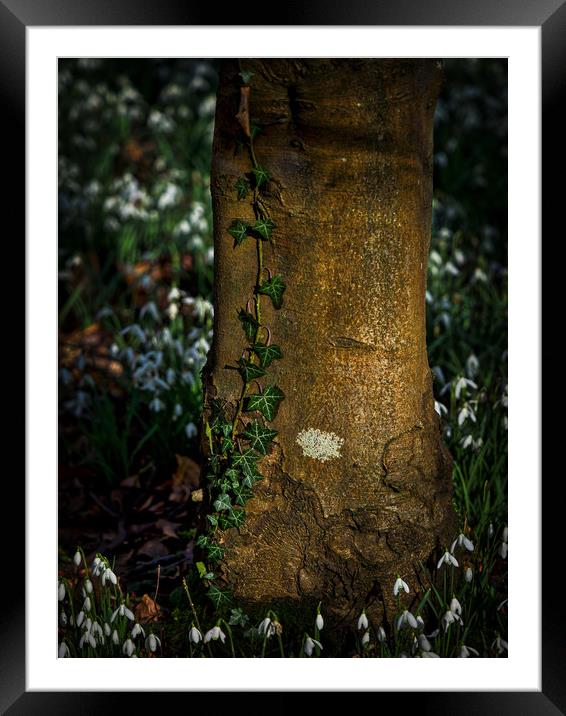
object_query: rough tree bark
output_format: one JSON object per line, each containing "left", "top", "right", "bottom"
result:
{"left": 203, "top": 59, "right": 457, "bottom": 625}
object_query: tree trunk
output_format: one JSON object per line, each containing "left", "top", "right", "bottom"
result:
{"left": 203, "top": 59, "right": 456, "bottom": 626}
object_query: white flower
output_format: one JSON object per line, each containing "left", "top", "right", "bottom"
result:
{"left": 499, "top": 541, "right": 508, "bottom": 559}
{"left": 377, "top": 626, "right": 386, "bottom": 643}
{"left": 488, "top": 523, "right": 494, "bottom": 539}
{"left": 466, "top": 354, "right": 480, "bottom": 378}
{"left": 58, "top": 641, "right": 70, "bottom": 658}
{"left": 189, "top": 626, "right": 202, "bottom": 644}
{"left": 416, "top": 615, "right": 425, "bottom": 631}
{"left": 185, "top": 422, "right": 198, "bottom": 439}
{"left": 76, "top": 611, "right": 85, "bottom": 627}
{"left": 361, "top": 630, "right": 370, "bottom": 647}
{"left": 149, "top": 397, "right": 165, "bottom": 413}
{"left": 503, "top": 526, "right": 508, "bottom": 542}
{"left": 418, "top": 633, "right": 431, "bottom": 652}
{"left": 459, "top": 645, "right": 479, "bottom": 658}
{"left": 441, "top": 610, "right": 463, "bottom": 632}
{"left": 112, "top": 629, "right": 119, "bottom": 645}
{"left": 357, "top": 612, "right": 368, "bottom": 631}
{"left": 73, "top": 550, "right": 81, "bottom": 566}
{"left": 304, "top": 636, "right": 323, "bottom": 657}
{"left": 122, "top": 638, "right": 135, "bottom": 657}
{"left": 451, "top": 533, "right": 474, "bottom": 553}
{"left": 396, "top": 610, "right": 418, "bottom": 630}
{"left": 316, "top": 613, "right": 324, "bottom": 631}
{"left": 450, "top": 597, "right": 462, "bottom": 616}
{"left": 59, "top": 611, "right": 68, "bottom": 627}
{"left": 204, "top": 626, "right": 226, "bottom": 643}
{"left": 145, "top": 633, "right": 161, "bottom": 652}
{"left": 492, "top": 636, "right": 508, "bottom": 655}
{"left": 465, "top": 567, "right": 473, "bottom": 583}
{"left": 258, "top": 617, "right": 276, "bottom": 638}
{"left": 393, "top": 576, "right": 410, "bottom": 596}
{"left": 455, "top": 376, "right": 478, "bottom": 401}
{"left": 458, "top": 404, "right": 476, "bottom": 426}
{"left": 131, "top": 623, "right": 145, "bottom": 639}
{"left": 444, "top": 261, "right": 459, "bottom": 276}
{"left": 84, "top": 579, "right": 93, "bottom": 594}
{"left": 167, "top": 302, "right": 179, "bottom": 321}
{"left": 111, "top": 603, "right": 135, "bottom": 622}
{"left": 104, "top": 623, "right": 112, "bottom": 637}
{"left": 437, "top": 550, "right": 459, "bottom": 569}
{"left": 421, "top": 650, "right": 440, "bottom": 658}
{"left": 140, "top": 302, "right": 160, "bottom": 322}
{"left": 58, "top": 582, "right": 66, "bottom": 601}
{"left": 83, "top": 597, "right": 92, "bottom": 612}
{"left": 101, "top": 567, "right": 117, "bottom": 586}
{"left": 434, "top": 401, "right": 448, "bottom": 417}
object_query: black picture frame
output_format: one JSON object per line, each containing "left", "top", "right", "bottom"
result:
{"left": 7, "top": 0, "right": 555, "bottom": 711}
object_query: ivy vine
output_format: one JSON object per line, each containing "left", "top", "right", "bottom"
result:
{"left": 197, "top": 68, "right": 286, "bottom": 608}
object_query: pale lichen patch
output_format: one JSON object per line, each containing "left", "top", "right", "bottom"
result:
{"left": 296, "top": 428, "right": 344, "bottom": 462}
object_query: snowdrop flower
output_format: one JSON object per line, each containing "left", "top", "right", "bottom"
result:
{"left": 185, "top": 422, "right": 198, "bottom": 439}
{"left": 102, "top": 567, "right": 117, "bottom": 586}
{"left": 112, "top": 629, "right": 119, "bottom": 645}
{"left": 450, "top": 597, "right": 462, "bottom": 616}
{"left": 444, "top": 261, "right": 459, "bottom": 276}
{"left": 149, "top": 397, "right": 165, "bottom": 413}
{"left": 459, "top": 645, "right": 479, "bottom": 658}
{"left": 416, "top": 615, "right": 425, "bottom": 631}
{"left": 361, "top": 630, "right": 370, "bottom": 647}
{"left": 466, "top": 354, "right": 480, "bottom": 378}
{"left": 492, "top": 636, "right": 508, "bottom": 655}
{"left": 393, "top": 576, "right": 410, "bottom": 596}
{"left": 437, "top": 550, "right": 459, "bottom": 569}
{"left": 473, "top": 267, "right": 488, "bottom": 283}
{"left": 83, "top": 597, "right": 92, "bottom": 612}
{"left": 58, "top": 641, "right": 70, "bottom": 658}
{"left": 441, "top": 610, "right": 463, "bottom": 632}
{"left": 418, "top": 633, "right": 432, "bottom": 652}
{"left": 204, "top": 626, "right": 226, "bottom": 644}
{"left": 122, "top": 638, "right": 135, "bottom": 657}
{"left": 503, "top": 526, "right": 508, "bottom": 542}
{"left": 451, "top": 533, "right": 474, "bottom": 553}
{"left": 454, "top": 377, "right": 478, "bottom": 400}
{"left": 84, "top": 579, "right": 93, "bottom": 594}
{"left": 131, "top": 623, "right": 145, "bottom": 639}
{"left": 258, "top": 617, "right": 276, "bottom": 638}
{"left": 58, "top": 582, "right": 66, "bottom": 601}
{"left": 76, "top": 611, "right": 85, "bottom": 627}
{"left": 465, "top": 567, "right": 473, "bottom": 583}
{"left": 140, "top": 302, "right": 160, "bottom": 322}
{"left": 499, "top": 542, "right": 508, "bottom": 559}
{"left": 357, "top": 611, "right": 368, "bottom": 631}
{"left": 304, "top": 636, "right": 323, "bottom": 657}
{"left": 73, "top": 549, "right": 81, "bottom": 566}
{"left": 145, "top": 633, "right": 161, "bottom": 652}
{"left": 488, "top": 523, "right": 495, "bottom": 539}
{"left": 167, "top": 302, "right": 179, "bottom": 321}
{"left": 92, "top": 556, "right": 103, "bottom": 575}
{"left": 111, "top": 603, "right": 135, "bottom": 622}
{"left": 458, "top": 404, "right": 476, "bottom": 426}
{"left": 316, "top": 612, "right": 324, "bottom": 631}
{"left": 421, "top": 651, "right": 440, "bottom": 658}
{"left": 434, "top": 401, "right": 447, "bottom": 417}
{"left": 59, "top": 611, "right": 68, "bottom": 627}
{"left": 104, "top": 623, "right": 112, "bottom": 637}
{"left": 397, "top": 610, "right": 418, "bottom": 630}
{"left": 189, "top": 626, "right": 202, "bottom": 644}
{"left": 377, "top": 626, "right": 386, "bottom": 643}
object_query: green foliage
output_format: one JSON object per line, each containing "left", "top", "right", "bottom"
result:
{"left": 243, "top": 421, "right": 278, "bottom": 454}
{"left": 252, "top": 343, "right": 283, "bottom": 368}
{"left": 237, "top": 358, "right": 266, "bottom": 382}
{"left": 237, "top": 308, "right": 260, "bottom": 342}
{"left": 228, "top": 220, "right": 250, "bottom": 246}
{"left": 253, "top": 218, "right": 275, "bottom": 240}
{"left": 235, "top": 178, "right": 249, "bottom": 200}
{"left": 258, "top": 274, "right": 286, "bottom": 308}
{"left": 246, "top": 385, "right": 284, "bottom": 421}
{"left": 252, "top": 166, "right": 270, "bottom": 188}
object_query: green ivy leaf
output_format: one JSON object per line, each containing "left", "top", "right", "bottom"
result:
{"left": 196, "top": 534, "right": 210, "bottom": 549}
{"left": 220, "top": 436, "right": 234, "bottom": 454}
{"left": 229, "top": 607, "right": 250, "bottom": 627}
{"left": 252, "top": 166, "right": 270, "bottom": 188}
{"left": 257, "top": 274, "right": 286, "bottom": 308}
{"left": 228, "top": 220, "right": 250, "bottom": 247}
{"left": 253, "top": 218, "right": 275, "bottom": 240}
{"left": 232, "top": 483, "right": 253, "bottom": 506}
{"left": 237, "top": 309, "right": 260, "bottom": 343}
{"left": 237, "top": 358, "right": 266, "bottom": 383}
{"left": 252, "top": 343, "right": 283, "bottom": 368}
{"left": 234, "top": 177, "right": 249, "bottom": 200}
{"left": 207, "top": 585, "right": 231, "bottom": 608}
{"left": 224, "top": 467, "right": 240, "bottom": 486}
{"left": 239, "top": 70, "right": 254, "bottom": 84}
{"left": 219, "top": 508, "right": 247, "bottom": 529}
{"left": 196, "top": 561, "right": 208, "bottom": 578}
{"left": 207, "top": 543, "right": 226, "bottom": 563}
{"left": 213, "top": 493, "right": 232, "bottom": 512}
{"left": 242, "top": 472, "right": 262, "bottom": 489}
{"left": 243, "top": 421, "right": 278, "bottom": 454}
{"left": 206, "top": 514, "right": 218, "bottom": 527}
{"left": 232, "top": 448, "right": 260, "bottom": 478}
{"left": 245, "top": 385, "right": 285, "bottom": 421}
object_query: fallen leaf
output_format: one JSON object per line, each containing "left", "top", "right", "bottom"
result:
{"left": 134, "top": 593, "right": 161, "bottom": 623}
{"left": 156, "top": 519, "right": 181, "bottom": 539}
{"left": 191, "top": 489, "right": 203, "bottom": 503}
{"left": 138, "top": 540, "right": 169, "bottom": 559}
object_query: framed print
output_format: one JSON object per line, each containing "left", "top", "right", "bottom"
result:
{"left": 4, "top": 0, "right": 557, "bottom": 710}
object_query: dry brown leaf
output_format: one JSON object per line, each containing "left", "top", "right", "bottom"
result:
{"left": 134, "top": 593, "right": 161, "bottom": 623}
{"left": 155, "top": 518, "right": 180, "bottom": 539}
{"left": 138, "top": 539, "right": 169, "bottom": 558}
